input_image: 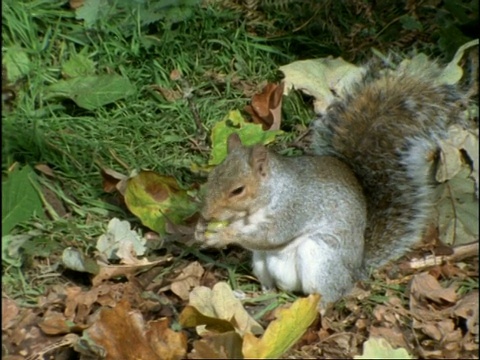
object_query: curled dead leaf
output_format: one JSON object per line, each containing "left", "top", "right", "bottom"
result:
{"left": 244, "top": 82, "right": 284, "bottom": 130}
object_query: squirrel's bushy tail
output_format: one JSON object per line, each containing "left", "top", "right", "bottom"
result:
{"left": 313, "top": 59, "right": 466, "bottom": 269}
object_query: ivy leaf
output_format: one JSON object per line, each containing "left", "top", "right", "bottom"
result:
{"left": 209, "top": 110, "right": 282, "bottom": 167}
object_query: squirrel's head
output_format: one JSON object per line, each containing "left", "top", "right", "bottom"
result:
{"left": 201, "top": 133, "right": 270, "bottom": 222}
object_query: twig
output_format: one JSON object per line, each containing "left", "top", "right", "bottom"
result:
{"left": 406, "top": 241, "right": 479, "bottom": 270}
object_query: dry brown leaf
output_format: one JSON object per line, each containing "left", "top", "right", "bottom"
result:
{"left": 38, "top": 311, "right": 71, "bottom": 335}
{"left": 170, "top": 261, "right": 205, "bottom": 301}
{"left": 244, "top": 82, "right": 284, "bottom": 130}
{"left": 169, "top": 69, "right": 182, "bottom": 81}
{"left": 34, "top": 164, "right": 56, "bottom": 178}
{"left": 410, "top": 272, "right": 457, "bottom": 304}
{"left": 92, "top": 256, "right": 171, "bottom": 286}
{"left": 452, "top": 291, "right": 479, "bottom": 336}
{"left": 189, "top": 331, "right": 243, "bottom": 359}
{"left": 100, "top": 167, "right": 129, "bottom": 195}
{"left": 150, "top": 85, "right": 182, "bottom": 102}
{"left": 189, "top": 340, "right": 228, "bottom": 359}
{"left": 369, "top": 326, "right": 409, "bottom": 350}
{"left": 2, "top": 297, "right": 20, "bottom": 330}
{"left": 83, "top": 300, "right": 187, "bottom": 360}
{"left": 147, "top": 318, "right": 188, "bottom": 360}
{"left": 69, "top": 0, "right": 84, "bottom": 9}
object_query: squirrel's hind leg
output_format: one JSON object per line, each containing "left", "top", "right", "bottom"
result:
{"left": 296, "top": 236, "right": 359, "bottom": 306}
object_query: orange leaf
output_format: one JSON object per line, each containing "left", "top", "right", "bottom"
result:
{"left": 84, "top": 300, "right": 187, "bottom": 360}
{"left": 245, "top": 82, "right": 284, "bottom": 130}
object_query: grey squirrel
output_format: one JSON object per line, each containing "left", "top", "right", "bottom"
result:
{"left": 194, "top": 58, "right": 468, "bottom": 306}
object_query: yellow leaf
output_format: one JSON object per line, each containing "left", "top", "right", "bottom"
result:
{"left": 124, "top": 171, "right": 198, "bottom": 234}
{"left": 242, "top": 294, "right": 320, "bottom": 359}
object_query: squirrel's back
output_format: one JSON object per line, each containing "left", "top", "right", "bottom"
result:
{"left": 313, "top": 60, "right": 466, "bottom": 269}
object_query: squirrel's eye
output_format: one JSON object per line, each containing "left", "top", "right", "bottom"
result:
{"left": 230, "top": 186, "right": 245, "bottom": 197}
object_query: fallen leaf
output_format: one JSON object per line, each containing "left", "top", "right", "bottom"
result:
{"left": 45, "top": 74, "right": 136, "bottom": 111}
{"left": 150, "top": 85, "right": 182, "bottom": 102}
{"left": 369, "top": 326, "right": 409, "bottom": 351}
{"left": 2, "top": 46, "right": 31, "bottom": 82}
{"left": 170, "top": 261, "right": 205, "bottom": 301}
{"left": 81, "top": 300, "right": 187, "bottom": 360}
{"left": 207, "top": 110, "right": 282, "bottom": 168}
{"left": 439, "top": 39, "right": 479, "bottom": 85}
{"left": 410, "top": 272, "right": 458, "bottom": 304}
{"left": 435, "top": 166, "right": 478, "bottom": 246}
{"left": 279, "top": 57, "right": 365, "bottom": 113}
{"left": 2, "top": 297, "right": 19, "bottom": 330}
{"left": 244, "top": 82, "right": 284, "bottom": 130}
{"left": 190, "top": 331, "right": 243, "bottom": 359}
{"left": 100, "top": 167, "right": 129, "bottom": 195}
{"left": 2, "top": 165, "right": 45, "bottom": 236}
{"left": 179, "top": 305, "right": 236, "bottom": 334}
{"left": 69, "top": 0, "right": 84, "bottom": 9}
{"left": 62, "top": 247, "right": 100, "bottom": 274}
{"left": 169, "top": 69, "right": 182, "bottom": 81}
{"left": 38, "top": 310, "right": 87, "bottom": 335}
{"left": 354, "top": 336, "right": 413, "bottom": 359}
{"left": 96, "top": 218, "right": 146, "bottom": 264}
{"left": 180, "top": 282, "right": 263, "bottom": 336}
{"left": 34, "top": 164, "right": 56, "bottom": 178}
{"left": 242, "top": 294, "right": 320, "bottom": 359}
{"left": 124, "top": 171, "right": 198, "bottom": 235}
{"left": 452, "top": 291, "right": 479, "bottom": 336}
{"left": 92, "top": 256, "right": 171, "bottom": 286}
{"left": 62, "top": 53, "right": 96, "bottom": 78}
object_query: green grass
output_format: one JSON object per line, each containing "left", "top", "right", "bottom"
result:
{"left": 1, "top": 0, "right": 305, "bottom": 300}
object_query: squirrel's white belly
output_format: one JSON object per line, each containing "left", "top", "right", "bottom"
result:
{"left": 252, "top": 234, "right": 330, "bottom": 293}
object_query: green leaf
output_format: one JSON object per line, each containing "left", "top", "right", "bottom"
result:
{"left": 62, "top": 54, "right": 96, "bottom": 78}
{"left": 2, "top": 46, "right": 31, "bottom": 81}
{"left": 209, "top": 110, "right": 282, "bottom": 166}
{"left": 124, "top": 171, "right": 198, "bottom": 235}
{"left": 46, "top": 74, "right": 136, "bottom": 110}
{"left": 75, "top": 0, "right": 108, "bottom": 28}
{"left": 2, "top": 165, "right": 44, "bottom": 236}
{"left": 400, "top": 15, "right": 423, "bottom": 31}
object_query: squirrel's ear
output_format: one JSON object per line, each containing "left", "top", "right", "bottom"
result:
{"left": 227, "top": 133, "right": 243, "bottom": 153}
{"left": 251, "top": 145, "right": 269, "bottom": 178}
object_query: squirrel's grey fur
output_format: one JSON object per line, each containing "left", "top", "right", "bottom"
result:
{"left": 195, "top": 57, "right": 468, "bottom": 306}
{"left": 311, "top": 59, "right": 465, "bottom": 270}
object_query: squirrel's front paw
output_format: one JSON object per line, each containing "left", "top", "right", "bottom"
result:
{"left": 206, "top": 222, "right": 236, "bottom": 248}
{"left": 194, "top": 218, "right": 208, "bottom": 243}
